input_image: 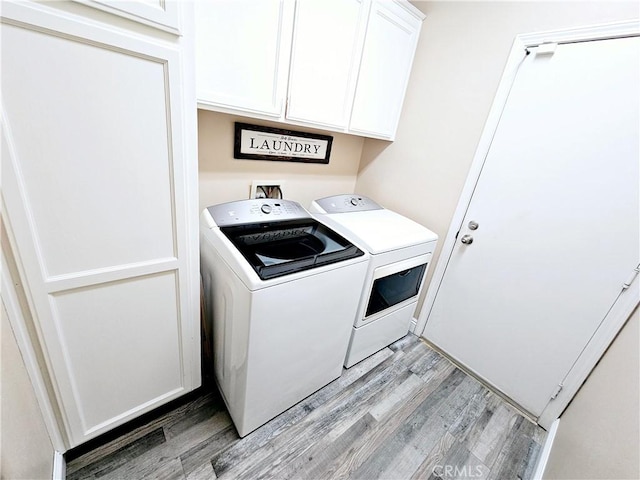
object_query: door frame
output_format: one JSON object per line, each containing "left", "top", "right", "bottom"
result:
{"left": 416, "top": 20, "right": 640, "bottom": 429}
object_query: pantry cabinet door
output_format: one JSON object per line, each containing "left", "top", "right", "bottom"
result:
{"left": 286, "top": 0, "right": 369, "bottom": 129}
{"left": 195, "top": 0, "right": 294, "bottom": 117}
{"left": 349, "top": 0, "right": 423, "bottom": 140}
{"left": 1, "top": 2, "right": 200, "bottom": 447}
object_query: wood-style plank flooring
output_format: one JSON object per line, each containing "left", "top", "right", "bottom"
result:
{"left": 65, "top": 335, "right": 546, "bottom": 480}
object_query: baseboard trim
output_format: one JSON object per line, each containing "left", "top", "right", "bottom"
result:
{"left": 53, "top": 451, "right": 66, "bottom": 480}
{"left": 410, "top": 316, "right": 418, "bottom": 333}
{"left": 420, "top": 336, "right": 537, "bottom": 425}
{"left": 533, "top": 418, "right": 560, "bottom": 480}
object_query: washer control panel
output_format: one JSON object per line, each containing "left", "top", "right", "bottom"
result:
{"left": 311, "top": 194, "right": 382, "bottom": 214}
{"left": 207, "top": 199, "right": 308, "bottom": 226}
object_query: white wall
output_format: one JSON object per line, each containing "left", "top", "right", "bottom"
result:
{"left": 544, "top": 307, "right": 640, "bottom": 479}
{"left": 1, "top": 303, "right": 54, "bottom": 480}
{"left": 355, "top": 0, "right": 640, "bottom": 310}
{"left": 198, "top": 110, "right": 364, "bottom": 211}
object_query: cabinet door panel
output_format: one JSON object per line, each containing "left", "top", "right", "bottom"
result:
{"left": 51, "top": 273, "right": 182, "bottom": 433}
{"left": 349, "top": 0, "right": 422, "bottom": 139}
{"left": 2, "top": 24, "right": 175, "bottom": 277}
{"left": 1, "top": 2, "right": 199, "bottom": 447}
{"left": 72, "top": 0, "right": 181, "bottom": 33}
{"left": 195, "top": 0, "right": 294, "bottom": 117}
{"left": 287, "top": 0, "right": 369, "bottom": 128}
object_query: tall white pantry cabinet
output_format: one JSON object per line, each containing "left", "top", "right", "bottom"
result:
{"left": 1, "top": 1, "right": 201, "bottom": 449}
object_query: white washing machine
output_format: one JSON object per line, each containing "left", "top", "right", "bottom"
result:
{"left": 310, "top": 194, "right": 438, "bottom": 368}
{"left": 200, "top": 199, "right": 368, "bottom": 437}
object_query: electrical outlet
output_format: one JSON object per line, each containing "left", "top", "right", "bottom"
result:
{"left": 250, "top": 180, "right": 284, "bottom": 199}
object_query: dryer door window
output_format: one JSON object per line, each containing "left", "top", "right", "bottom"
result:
{"left": 365, "top": 262, "right": 427, "bottom": 318}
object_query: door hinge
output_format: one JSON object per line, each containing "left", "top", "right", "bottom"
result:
{"left": 550, "top": 383, "right": 563, "bottom": 400}
{"left": 622, "top": 263, "right": 640, "bottom": 291}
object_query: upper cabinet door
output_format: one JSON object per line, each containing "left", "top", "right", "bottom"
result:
{"left": 72, "top": 0, "right": 181, "bottom": 33}
{"left": 195, "top": 0, "right": 295, "bottom": 117}
{"left": 192, "top": 0, "right": 423, "bottom": 139}
{"left": 286, "top": 0, "right": 369, "bottom": 129}
{"left": 349, "top": 0, "right": 424, "bottom": 140}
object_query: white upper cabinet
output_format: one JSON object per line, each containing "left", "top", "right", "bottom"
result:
{"left": 286, "top": 0, "right": 369, "bottom": 129}
{"left": 195, "top": 0, "right": 424, "bottom": 140}
{"left": 72, "top": 0, "right": 181, "bottom": 33}
{"left": 349, "top": 0, "right": 423, "bottom": 139}
{"left": 195, "top": 0, "right": 294, "bottom": 117}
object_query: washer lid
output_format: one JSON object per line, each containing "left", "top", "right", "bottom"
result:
{"left": 220, "top": 218, "right": 364, "bottom": 280}
{"left": 324, "top": 209, "right": 438, "bottom": 254}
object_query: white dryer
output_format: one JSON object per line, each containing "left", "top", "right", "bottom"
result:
{"left": 200, "top": 199, "right": 368, "bottom": 437}
{"left": 310, "top": 194, "right": 438, "bottom": 368}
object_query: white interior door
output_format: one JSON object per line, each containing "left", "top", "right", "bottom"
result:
{"left": 423, "top": 37, "right": 639, "bottom": 418}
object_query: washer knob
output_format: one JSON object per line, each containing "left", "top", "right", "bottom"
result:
{"left": 261, "top": 204, "right": 272, "bottom": 214}
{"left": 350, "top": 197, "right": 359, "bottom": 206}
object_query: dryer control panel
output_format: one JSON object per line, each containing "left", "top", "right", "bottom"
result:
{"left": 206, "top": 199, "right": 309, "bottom": 227}
{"left": 310, "top": 194, "right": 382, "bottom": 214}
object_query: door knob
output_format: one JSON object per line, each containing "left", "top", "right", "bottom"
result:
{"left": 468, "top": 221, "right": 479, "bottom": 230}
{"left": 460, "top": 234, "right": 474, "bottom": 245}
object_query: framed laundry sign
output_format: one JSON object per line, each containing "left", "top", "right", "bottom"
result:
{"left": 234, "top": 122, "right": 333, "bottom": 164}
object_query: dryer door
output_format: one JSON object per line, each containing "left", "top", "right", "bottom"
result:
{"left": 364, "top": 253, "right": 431, "bottom": 322}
